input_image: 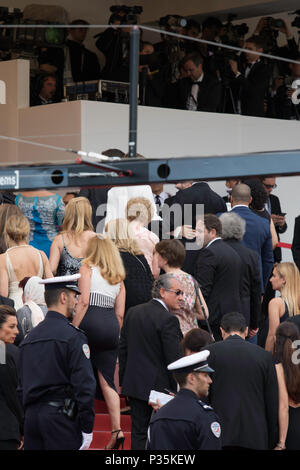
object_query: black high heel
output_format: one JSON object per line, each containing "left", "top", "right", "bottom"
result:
{"left": 105, "top": 429, "right": 125, "bottom": 450}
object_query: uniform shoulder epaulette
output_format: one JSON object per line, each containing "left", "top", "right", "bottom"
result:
{"left": 198, "top": 400, "right": 213, "bottom": 410}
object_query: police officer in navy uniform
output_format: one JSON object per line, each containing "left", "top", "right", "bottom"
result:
{"left": 147, "top": 351, "right": 222, "bottom": 450}
{"left": 18, "top": 274, "right": 96, "bottom": 450}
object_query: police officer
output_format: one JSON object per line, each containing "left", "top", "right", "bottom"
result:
{"left": 18, "top": 274, "right": 96, "bottom": 450}
{"left": 147, "top": 351, "right": 222, "bottom": 450}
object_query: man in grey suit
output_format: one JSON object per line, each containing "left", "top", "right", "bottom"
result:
{"left": 230, "top": 184, "right": 273, "bottom": 295}
{"left": 119, "top": 274, "right": 183, "bottom": 450}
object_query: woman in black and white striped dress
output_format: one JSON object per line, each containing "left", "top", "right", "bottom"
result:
{"left": 72, "top": 235, "right": 126, "bottom": 450}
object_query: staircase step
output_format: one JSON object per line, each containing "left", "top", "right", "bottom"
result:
{"left": 94, "top": 398, "right": 127, "bottom": 413}
{"left": 94, "top": 413, "right": 131, "bottom": 432}
{"left": 90, "top": 431, "right": 131, "bottom": 450}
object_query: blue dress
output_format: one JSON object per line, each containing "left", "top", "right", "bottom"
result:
{"left": 16, "top": 194, "right": 65, "bottom": 257}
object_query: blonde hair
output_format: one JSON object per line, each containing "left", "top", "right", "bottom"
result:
{"left": 4, "top": 214, "right": 30, "bottom": 246}
{"left": 83, "top": 235, "right": 125, "bottom": 285}
{"left": 105, "top": 218, "right": 143, "bottom": 256}
{"left": 275, "top": 262, "right": 300, "bottom": 316}
{"left": 126, "top": 197, "right": 154, "bottom": 225}
{"left": 61, "top": 197, "right": 94, "bottom": 243}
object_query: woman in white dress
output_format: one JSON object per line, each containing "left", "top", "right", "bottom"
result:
{"left": 0, "top": 214, "right": 53, "bottom": 310}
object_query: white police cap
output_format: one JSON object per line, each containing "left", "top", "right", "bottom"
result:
{"left": 167, "top": 350, "right": 214, "bottom": 374}
{"left": 39, "top": 274, "right": 81, "bottom": 294}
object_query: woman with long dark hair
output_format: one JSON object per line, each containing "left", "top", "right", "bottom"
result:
{"left": 273, "top": 321, "right": 300, "bottom": 450}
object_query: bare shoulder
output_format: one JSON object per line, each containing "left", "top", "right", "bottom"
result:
{"left": 79, "top": 263, "right": 92, "bottom": 276}
{"left": 269, "top": 297, "right": 284, "bottom": 309}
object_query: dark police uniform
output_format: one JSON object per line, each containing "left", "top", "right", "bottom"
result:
{"left": 18, "top": 310, "right": 96, "bottom": 450}
{"left": 147, "top": 388, "right": 221, "bottom": 450}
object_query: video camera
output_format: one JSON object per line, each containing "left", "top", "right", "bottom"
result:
{"left": 158, "top": 15, "right": 187, "bottom": 33}
{"left": 109, "top": 5, "right": 143, "bottom": 25}
{"left": 220, "top": 14, "right": 249, "bottom": 48}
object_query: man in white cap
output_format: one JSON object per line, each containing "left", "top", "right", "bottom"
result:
{"left": 18, "top": 274, "right": 96, "bottom": 451}
{"left": 146, "top": 350, "right": 222, "bottom": 450}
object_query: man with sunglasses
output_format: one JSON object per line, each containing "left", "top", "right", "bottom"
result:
{"left": 119, "top": 273, "right": 184, "bottom": 450}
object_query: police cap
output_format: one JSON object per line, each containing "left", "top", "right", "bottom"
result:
{"left": 39, "top": 274, "right": 81, "bottom": 294}
{"left": 167, "top": 350, "right": 214, "bottom": 374}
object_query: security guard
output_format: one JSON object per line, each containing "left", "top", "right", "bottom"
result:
{"left": 147, "top": 351, "right": 222, "bottom": 450}
{"left": 18, "top": 274, "right": 96, "bottom": 450}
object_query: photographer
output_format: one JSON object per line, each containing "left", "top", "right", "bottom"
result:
{"left": 95, "top": 6, "right": 142, "bottom": 82}
{"left": 154, "top": 15, "right": 187, "bottom": 84}
{"left": 253, "top": 16, "right": 298, "bottom": 76}
{"left": 271, "top": 54, "right": 300, "bottom": 120}
{"left": 139, "top": 41, "right": 166, "bottom": 107}
{"left": 229, "top": 35, "right": 271, "bottom": 117}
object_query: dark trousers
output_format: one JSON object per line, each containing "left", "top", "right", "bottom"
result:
{"left": 0, "top": 440, "right": 19, "bottom": 450}
{"left": 129, "top": 397, "right": 153, "bottom": 450}
{"left": 24, "top": 403, "right": 82, "bottom": 450}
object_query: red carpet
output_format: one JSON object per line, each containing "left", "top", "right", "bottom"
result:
{"left": 91, "top": 398, "right": 131, "bottom": 450}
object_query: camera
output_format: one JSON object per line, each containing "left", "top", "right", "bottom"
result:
{"left": 110, "top": 5, "right": 143, "bottom": 25}
{"left": 220, "top": 14, "right": 249, "bottom": 48}
{"left": 265, "top": 17, "right": 285, "bottom": 30}
{"left": 291, "top": 10, "right": 300, "bottom": 29}
{"left": 158, "top": 15, "right": 187, "bottom": 33}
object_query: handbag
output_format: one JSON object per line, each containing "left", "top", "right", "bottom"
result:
{"left": 191, "top": 277, "right": 215, "bottom": 342}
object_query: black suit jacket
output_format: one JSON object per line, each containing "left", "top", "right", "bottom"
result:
{"left": 231, "top": 61, "right": 270, "bottom": 117}
{"left": 269, "top": 193, "right": 287, "bottom": 263}
{"left": 194, "top": 239, "right": 243, "bottom": 331}
{"left": 0, "top": 344, "right": 23, "bottom": 441}
{"left": 158, "top": 183, "right": 227, "bottom": 275}
{"left": 169, "top": 74, "right": 222, "bottom": 112}
{"left": 224, "top": 239, "right": 261, "bottom": 329}
{"left": 66, "top": 39, "right": 101, "bottom": 82}
{"left": 119, "top": 299, "right": 182, "bottom": 401}
{"left": 205, "top": 335, "right": 278, "bottom": 449}
{"left": 292, "top": 215, "right": 300, "bottom": 272}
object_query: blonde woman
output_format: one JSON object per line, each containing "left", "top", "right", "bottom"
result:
{"left": 49, "top": 197, "right": 95, "bottom": 276}
{"left": 72, "top": 235, "right": 126, "bottom": 450}
{"left": 265, "top": 262, "right": 300, "bottom": 353}
{"left": 106, "top": 218, "right": 154, "bottom": 313}
{"left": 0, "top": 214, "right": 53, "bottom": 310}
{"left": 126, "top": 197, "right": 160, "bottom": 278}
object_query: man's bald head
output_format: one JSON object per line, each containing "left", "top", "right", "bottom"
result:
{"left": 231, "top": 184, "right": 252, "bottom": 206}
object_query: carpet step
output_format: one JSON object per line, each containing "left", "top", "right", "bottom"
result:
{"left": 94, "top": 398, "right": 127, "bottom": 413}
{"left": 94, "top": 413, "right": 131, "bottom": 432}
{"left": 90, "top": 431, "right": 131, "bottom": 450}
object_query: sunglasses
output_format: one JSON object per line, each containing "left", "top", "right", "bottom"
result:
{"left": 263, "top": 183, "right": 277, "bottom": 189}
{"left": 165, "top": 288, "right": 184, "bottom": 296}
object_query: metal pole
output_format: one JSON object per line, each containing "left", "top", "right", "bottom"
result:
{"left": 128, "top": 26, "right": 140, "bottom": 158}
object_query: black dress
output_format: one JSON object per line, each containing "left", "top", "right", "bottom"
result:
{"left": 56, "top": 235, "right": 83, "bottom": 276}
{"left": 0, "top": 344, "right": 23, "bottom": 450}
{"left": 286, "top": 406, "right": 300, "bottom": 450}
{"left": 79, "top": 266, "right": 121, "bottom": 399}
{"left": 120, "top": 251, "right": 153, "bottom": 313}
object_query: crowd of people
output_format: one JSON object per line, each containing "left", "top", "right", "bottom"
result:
{"left": 0, "top": 175, "right": 300, "bottom": 451}
{"left": 25, "top": 9, "right": 300, "bottom": 121}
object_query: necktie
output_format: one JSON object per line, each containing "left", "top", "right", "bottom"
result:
{"left": 155, "top": 195, "right": 161, "bottom": 207}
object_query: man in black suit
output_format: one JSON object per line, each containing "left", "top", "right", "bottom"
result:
{"left": 260, "top": 176, "right": 287, "bottom": 263}
{"left": 220, "top": 212, "right": 261, "bottom": 341}
{"left": 229, "top": 36, "right": 271, "bottom": 117}
{"left": 119, "top": 274, "right": 183, "bottom": 450}
{"left": 156, "top": 180, "right": 227, "bottom": 275}
{"left": 205, "top": 312, "right": 278, "bottom": 450}
{"left": 169, "top": 53, "right": 222, "bottom": 112}
{"left": 194, "top": 214, "right": 243, "bottom": 342}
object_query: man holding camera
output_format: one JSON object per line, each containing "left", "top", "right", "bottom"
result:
{"left": 18, "top": 275, "right": 96, "bottom": 450}
{"left": 229, "top": 35, "right": 271, "bottom": 117}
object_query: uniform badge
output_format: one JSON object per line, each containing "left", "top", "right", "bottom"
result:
{"left": 211, "top": 422, "right": 221, "bottom": 438}
{"left": 82, "top": 344, "right": 90, "bottom": 359}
